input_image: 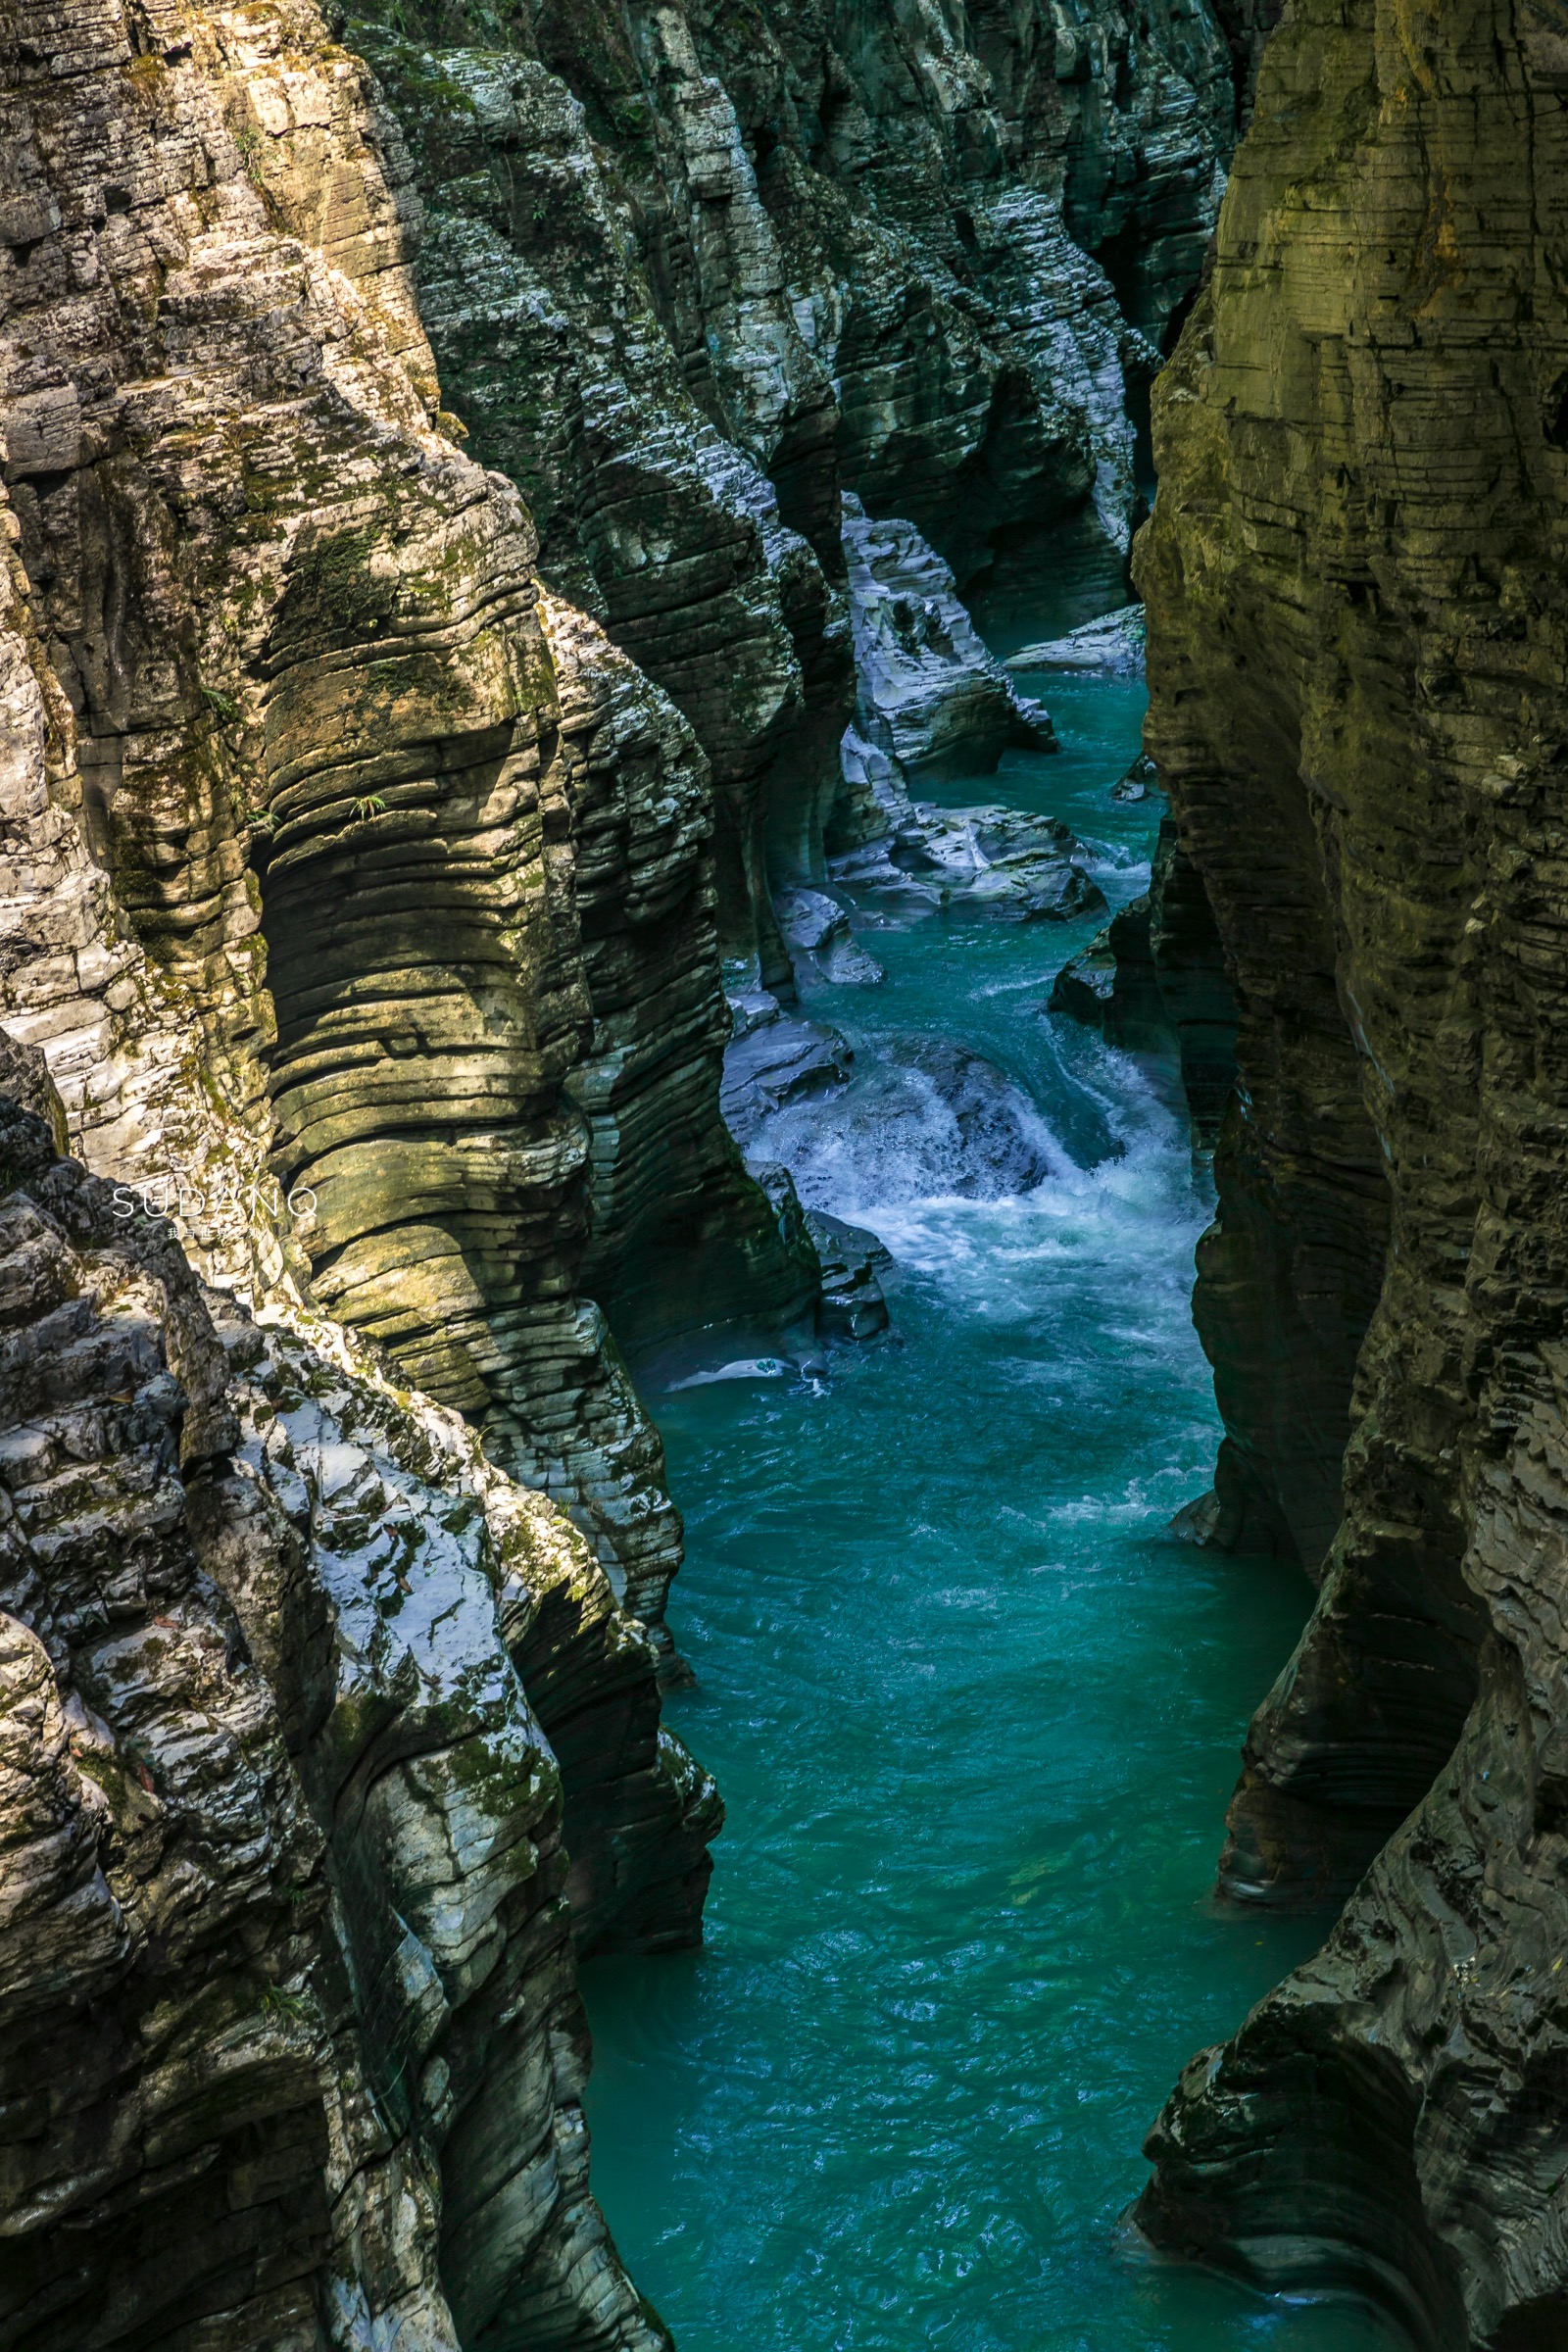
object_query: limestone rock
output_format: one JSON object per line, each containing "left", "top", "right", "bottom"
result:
{"left": 1133, "top": 5, "right": 1568, "bottom": 2340}
{"left": 835, "top": 798, "right": 1107, "bottom": 926}
{"left": 1003, "top": 604, "right": 1146, "bottom": 676}
{"left": 0, "top": 1100, "right": 695, "bottom": 2350}
{"left": 773, "top": 885, "right": 885, "bottom": 989}
{"left": 340, "top": 0, "right": 1246, "bottom": 991}
{"left": 0, "top": 1026, "right": 66, "bottom": 1152}
{"left": 760, "top": 1037, "right": 1054, "bottom": 1208}
{"left": 720, "top": 1010, "right": 854, "bottom": 1152}
{"left": 841, "top": 495, "right": 1054, "bottom": 781}
{"left": 1109, "top": 753, "right": 1156, "bottom": 803}
{"left": 806, "top": 1209, "right": 891, "bottom": 1344}
{"left": 0, "top": 0, "right": 815, "bottom": 1673}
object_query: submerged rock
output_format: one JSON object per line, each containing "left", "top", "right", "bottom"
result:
{"left": 1168, "top": 1490, "right": 1223, "bottom": 1546}
{"left": 758, "top": 1038, "right": 1054, "bottom": 1209}
{"left": 895, "top": 1044, "right": 1055, "bottom": 1198}
{"left": 721, "top": 1014, "right": 855, "bottom": 1152}
{"left": 667, "top": 1356, "right": 797, "bottom": 1389}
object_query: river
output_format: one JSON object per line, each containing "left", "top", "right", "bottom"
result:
{"left": 582, "top": 635, "right": 1404, "bottom": 2352}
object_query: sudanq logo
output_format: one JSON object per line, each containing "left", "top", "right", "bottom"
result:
{"left": 109, "top": 1169, "right": 317, "bottom": 1234}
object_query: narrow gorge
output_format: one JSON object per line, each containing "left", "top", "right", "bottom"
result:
{"left": 2, "top": 0, "right": 1564, "bottom": 2348}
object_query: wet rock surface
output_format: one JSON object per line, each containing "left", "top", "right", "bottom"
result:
{"left": 1049, "top": 814, "right": 1236, "bottom": 1142}
{"left": 828, "top": 736, "right": 1109, "bottom": 928}
{"left": 805, "top": 1209, "right": 892, "bottom": 1345}
{"left": 1134, "top": 5, "right": 1568, "bottom": 2343}
{"left": 749, "top": 1034, "right": 1054, "bottom": 1212}
{"left": 720, "top": 1004, "right": 854, "bottom": 1153}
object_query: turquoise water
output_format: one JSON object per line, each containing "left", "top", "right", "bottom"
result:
{"left": 583, "top": 665, "right": 1403, "bottom": 2352}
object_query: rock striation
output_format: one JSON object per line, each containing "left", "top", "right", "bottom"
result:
{"left": 0, "top": 0, "right": 1275, "bottom": 2332}
{"left": 0, "top": 1096, "right": 704, "bottom": 2349}
{"left": 0, "top": 0, "right": 816, "bottom": 1668}
{"left": 346, "top": 0, "right": 1246, "bottom": 970}
{"left": 1135, "top": 4, "right": 1568, "bottom": 2342}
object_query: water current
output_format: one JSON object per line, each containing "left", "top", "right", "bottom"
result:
{"left": 583, "top": 631, "right": 1405, "bottom": 2352}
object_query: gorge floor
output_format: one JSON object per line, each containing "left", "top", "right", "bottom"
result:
{"left": 581, "top": 651, "right": 1405, "bottom": 2352}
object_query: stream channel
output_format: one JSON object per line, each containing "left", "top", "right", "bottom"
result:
{"left": 582, "top": 601, "right": 1405, "bottom": 2352}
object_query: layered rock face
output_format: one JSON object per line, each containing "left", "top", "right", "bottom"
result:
{"left": 0, "top": 0, "right": 817, "bottom": 1664}
{"left": 0, "top": 2, "right": 773, "bottom": 2324}
{"left": 0, "top": 1095, "right": 707, "bottom": 2348}
{"left": 1136, "top": 5, "right": 1568, "bottom": 2341}
{"left": 348, "top": 0, "right": 1243, "bottom": 972}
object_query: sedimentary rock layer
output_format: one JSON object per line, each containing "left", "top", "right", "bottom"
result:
{"left": 348, "top": 0, "right": 1243, "bottom": 972}
{"left": 0, "top": 1093, "right": 706, "bottom": 2349}
{"left": 0, "top": 0, "right": 812, "bottom": 1660}
{"left": 1136, "top": 5, "right": 1568, "bottom": 2341}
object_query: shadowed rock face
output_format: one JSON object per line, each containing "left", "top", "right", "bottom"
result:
{"left": 1136, "top": 3, "right": 1568, "bottom": 2340}
{"left": 1049, "top": 812, "right": 1238, "bottom": 1147}
{"left": 0, "top": 1101, "right": 701, "bottom": 2350}
{"left": 345, "top": 0, "right": 1244, "bottom": 972}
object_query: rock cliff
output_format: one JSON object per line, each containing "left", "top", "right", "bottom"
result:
{"left": 344, "top": 0, "right": 1244, "bottom": 968}
{"left": 1136, "top": 3, "right": 1568, "bottom": 2342}
{"left": 0, "top": 0, "right": 1260, "bottom": 2333}
{"left": 0, "top": 1092, "right": 704, "bottom": 2348}
{"left": 0, "top": 0, "right": 823, "bottom": 1663}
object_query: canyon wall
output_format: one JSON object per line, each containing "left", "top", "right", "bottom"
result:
{"left": 0, "top": 0, "right": 1251, "bottom": 2336}
{"left": 0, "top": 1082, "right": 706, "bottom": 2348}
{"left": 346, "top": 0, "right": 1244, "bottom": 969}
{"left": 1136, "top": 3, "right": 1568, "bottom": 2343}
{"left": 0, "top": 0, "right": 824, "bottom": 1664}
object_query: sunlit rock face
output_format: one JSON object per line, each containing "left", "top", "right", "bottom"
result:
{"left": 1136, "top": 4, "right": 1568, "bottom": 2342}
{"left": 0, "top": 0, "right": 815, "bottom": 1657}
{"left": 0, "top": 1098, "right": 702, "bottom": 2350}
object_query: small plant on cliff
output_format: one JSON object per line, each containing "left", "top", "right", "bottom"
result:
{"left": 240, "top": 805, "right": 275, "bottom": 832}
{"left": 351, "top": 794, "right": 389, "bottom": 821}
{"left": 201, "top": 682, "right": 239, "bottom": 721}
{"left": 257, "top": 1984, "right": 310, "bottom": 2025}
{"left": 233, "top": 122, "right": 266, "bottom": 182}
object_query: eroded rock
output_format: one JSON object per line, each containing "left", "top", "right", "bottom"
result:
{"left": 0, "top": 1101, "right": 701, "bottom": 2349}
{"left": 1003, "top": 604, "right": 1146, "bottom": 676}
{"left": 1134, "top": 5, "right": 1568, "bottom": 2341}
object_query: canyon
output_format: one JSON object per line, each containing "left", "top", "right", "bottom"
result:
{"left": 4, "top": 0, "right": 1565, "bottom": 2347}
